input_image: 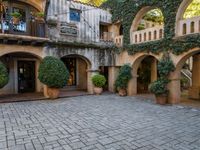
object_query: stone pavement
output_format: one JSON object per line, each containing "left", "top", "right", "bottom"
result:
{"left": 0, "top": 94, "right": 200, "bottom": 150}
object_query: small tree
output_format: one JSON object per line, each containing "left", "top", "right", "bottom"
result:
{"left": 38, "top": 56, "right": 69, "bottom": 88}
{"left": 115, "top": 64, "right": 132, "bottom": 90}
{"left": 0, "top": 61, "right": 9, "bottom": 88}
{"left": 92, "top": 74, "right": 106, "bottom": 88}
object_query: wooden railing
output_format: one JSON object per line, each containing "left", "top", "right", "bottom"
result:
{"left": 131, "top": 26, "right": 164, "bottom": 44}
{"left": 177, "top": 16, "right": 200, "bottom": 36}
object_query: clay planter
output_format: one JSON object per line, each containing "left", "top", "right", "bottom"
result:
{"left": 13, "top": 17, "right": 20, "bottom": 25}
{"left": 44, "top": 85, "right": 60, "bottom": 99}
{"left": 155, "top": 95, "right": 167, "bottom": 105}
{"left": 94, "top": 87, "right": 103, "bottom": 95}
{"left": 118, "top": 89, "right": 127, "bottom": 96}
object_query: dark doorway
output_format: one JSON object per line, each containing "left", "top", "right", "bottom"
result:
{"left": 18, "top": 61, "right": 35, "bottom": 93}
{"left": 62, "top": 58, "right": 77, "bottom": 86}
{"left": 99, "top": 66, "right": 109, "bottom": 91}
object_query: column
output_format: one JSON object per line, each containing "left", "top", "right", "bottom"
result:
{"left": 127, "top": 71, "right": 138, "bottom": 96}
{"left": 108, "top": 67, "right": 119, "bottom": 92}
{"left": 87, "top": 69, "right": 99, "bottom": 94}
{"left": 189, "top": 54, "right": 200, "bottom": 99}
{"left": 168, "top": 71, "right": 181, "bottom": 104}
{"left": 151, "top": 59, "right": 157, "bottom": 83}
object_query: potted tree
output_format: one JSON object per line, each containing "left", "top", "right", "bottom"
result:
{"left": 0, "top": 61, "right": 9, "bottom": 89}
{"left": 35, "top": 12, "right": 44, "bottom": 21}
{"left": 38, "top": 56, "right": 69, "bottom": 99}
{"left": 149, "top": 78, "right": 169, "bottom": 105}
{"left": 11, "top": 12, "right": 22, "bottom": 25}
{"left": 92, "top": 74, "right": 106, "bottom": 95}
{"left": 115, "top": 64, "right": 132, "bottom": 96}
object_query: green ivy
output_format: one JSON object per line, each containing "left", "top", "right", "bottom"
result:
{"left": 103, "top": 0, "right": 200, "bottom": 55}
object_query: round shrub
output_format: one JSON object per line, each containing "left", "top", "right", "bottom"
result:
{"left": 38, "top": 56, "right": 69, "bottom": 88}
{"left": 115, "top": 64, "right": 132, "bottom": 90}
{"left": 149, "top": 78, "right": 169, "bottom": 96}
{"left": 0, "top": 61, "right": 9, "bottom": 88}
{"left": 92, "top": 74, "right": 106, "bottom": 88}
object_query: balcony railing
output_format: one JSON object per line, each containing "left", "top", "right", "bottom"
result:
{"left": 0, "top": 18, "right": 46, "bottom": 38}
{"left": 100, "top": 32, "right": 114, "bottom": 42}
{"left": 131, "top": 26, "right": 164, "bottom": 44}
{"left": 177, "top": 16, "right": 200, "bottom": 36}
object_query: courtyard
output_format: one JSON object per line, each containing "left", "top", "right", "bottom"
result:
{"left": 0, "top": 95, "right": 200, "bottom": 150}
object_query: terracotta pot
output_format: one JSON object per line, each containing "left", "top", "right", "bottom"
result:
{"left": 13, "top": 17, "right": 20, "bottom": 25}
{"left": 118, "top": 89, "right": 127, "bottom": 96}
{"left": 94, "top": 87, "right": 103, "bottom": 95}
{"left": 156, "top": 95, "right": 167, "bottom": 105}
{"left": 43, "top": 85, "right": 60, "bottom": 99}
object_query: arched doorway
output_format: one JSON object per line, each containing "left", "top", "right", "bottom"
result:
{"left": 130, "top": 7, "right": 164, "bottom": 44}
{"left": 128, "top": 54, "right": 159, "bottom": 95}
{"left": 168, "top": 48, "right": 200, "bottom": 104}
{"left": 61, "top": 55, "right": 91, "bottom": 92}
{"left": 0, "top": 52, "right": 42, "bottom": 95}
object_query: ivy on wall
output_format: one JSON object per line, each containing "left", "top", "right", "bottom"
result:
{"left": 103, "top": 0, "right": 200, "bottom": 55}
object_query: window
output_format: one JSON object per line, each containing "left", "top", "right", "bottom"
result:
{"left": 70, "top": 8, "right": 81, "bottom": 22}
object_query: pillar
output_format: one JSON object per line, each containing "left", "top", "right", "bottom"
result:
{"left": 108, "top": 67, "right": 119, "bottom": 92}
{"left": 127, "top": 72, "right": 138, "bottom": 96}
{"left": 87, "top": 69, "right": 99, "bottom": 94}
{"left": 189, "top": 54, "right": 200, "bottom": 99}
{"left": 168, "top": 71, "right": 181, "bottom": 104}
{"left": 151, "top": 59, "right": 157, "bottom": 83}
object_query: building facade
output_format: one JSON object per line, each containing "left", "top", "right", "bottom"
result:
{"left": 0, "top": 0, "right": 200, "bottom": 104}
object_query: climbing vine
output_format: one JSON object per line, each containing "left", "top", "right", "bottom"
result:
{"left": 102, "top": 0, "right": 200, "bottom": 55}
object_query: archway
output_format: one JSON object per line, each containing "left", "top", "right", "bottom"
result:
{"left": 61, "top": 54, "right": 92, "bottom": 93}
{"left": 128, "top": 53, "right": 160, "bottom": 96}
{"left": 0, "top": 52, "right": 42, "bottom": 95}
{"left": 176, "top": 0, "right": 200, "bottom": 36}
{"left": 168, "top": 48, "right": 200, "bottom": 104}
{"left": 130, "top": 7, "right": 164, "bottom": 44}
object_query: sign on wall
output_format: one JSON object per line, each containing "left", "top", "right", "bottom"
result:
{"left": 60, "top": 22, "right": 78, "bottom": 36}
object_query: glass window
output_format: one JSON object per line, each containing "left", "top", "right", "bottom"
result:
{"left": 70, "top": 9, "right": 81, "bottom": 22}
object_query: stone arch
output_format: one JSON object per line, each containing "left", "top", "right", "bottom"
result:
{"left": 168, "top": 47, "right": 200, "bottom": 104}
{"left": 128, "top": 52, "right": 161, "bottom": 95}
{"left": 18, "top": 0, "right": 44, "bottom": 11}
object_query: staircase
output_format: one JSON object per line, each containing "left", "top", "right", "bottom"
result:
{"left": 181, "top": 69, "right": 192, "bottom": 86}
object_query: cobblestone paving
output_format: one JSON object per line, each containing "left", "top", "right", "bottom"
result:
{"left": 0, "top": 94, "right": 200, "bottom": 150}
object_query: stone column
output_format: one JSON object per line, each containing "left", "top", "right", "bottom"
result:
{"left": 168, "top": 71, "right": 181, "bottom": 104}
{"left": 151, "top": 59, "right": 157, "bottom": 83}
{"left": 87, "top": 69, "right": 99, "bottom": 94}
{"left": 189, "top": 54, "right": 200, "bottom": 99}
{"left": 108, "top": 67, "right": 119, "bottom": 92}
{"left": 127, "top": 72, "right": 138, "bottom": 96}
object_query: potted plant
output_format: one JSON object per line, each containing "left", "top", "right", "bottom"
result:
{"left": 0, "top": 61, "right": 9, "bottom": 89}
{"left": 11, "top": 12, "right": 22, "bottom": 25}
{"left": 92, "top": 74, "right": 106, "bottom": 95}
{"left": 115, "top": 64, "right": 132, "bottom": 96}
{"left": 149, "top": 78, "right": 169, "bottom": 105}
{"left": 38, "top": 56, "right": 69, "bottom": 99}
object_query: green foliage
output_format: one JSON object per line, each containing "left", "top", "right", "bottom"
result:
{"left": 92, "top": 74, "right": 106, "bottom": 87}
{"left": 115, "top": 64, "right": 132, "bottom": 90}
{"left": 11, "top": 12, "right": 22, "bottom": 18}
{"left": 184, "top": 0, "right": 200, "bottom": 18}
{"left": 143, "top": 9, "right": 164, "bottom": 23}
{"left": 36, "top": 12, "right": 44, "bottom": 18}
{"left": 158, "top": 57, "right": 175, "bottom": 77}
{"left": 149, "top": 78, "right": 169, "bottom": 96}
{"left": 0, "top": 61, "right": 9, "bottom": 88}
{"left": 38, "top": 56, "right": 69, "bottom": 88}
{"left": 103, "top": 0, "right": 200, "bottom": 55}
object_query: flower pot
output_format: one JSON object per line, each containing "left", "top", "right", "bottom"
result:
{"left": 94, "top": 87, "right": 103, "bottom": 95}
{"left": 43, "top": 85, "right": 60, "bottom": 99}
{"left": 13, "top": 17, "right": 20, "bottom": 25}
{"left": 118, "top": 89, "right": 127, "bottom": 96}
{"left": 156, "top": 95, "right": 167, "bottom": 105}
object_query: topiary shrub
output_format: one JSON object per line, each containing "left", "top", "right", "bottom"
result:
{"left": 38, "top": 56, "right": 69, "bottom": 88}
{"left": 149, "top": 78, "right": 169, "bottom": 96}
{"left": 115, "top": 64, "right": 132, "bottom": 90}
{"left": 0, "top": 61, "right": 9, "bottom": 88}
{"left": 92, "top": 74, "right": 106, "bottom": 88}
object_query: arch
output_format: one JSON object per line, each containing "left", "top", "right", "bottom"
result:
{"left": 176, "top": 0, "right": 193, "bottom": 22}
{"left": 18, "top": 0, "right": 44, "bottom": 11}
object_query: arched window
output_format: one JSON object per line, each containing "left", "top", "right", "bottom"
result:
{"left": 135, "top": 35, "right": 138, "bottom": 43}
{"left": 149, "top": 32, "right": 151, "bottom": 41}
{"left": 139, "top": 34, "right": 142, "bottom": 42}
{"left": 159, "top": 29, "right": 163, "bottom": 38}
{"left": 183, "top": 23, "right": 187, "bottom": 35}
{"left": 190, "top": 21, "right": 195, "bottom": 33}
{"left": 144, "top": 33, "right": 146, "bottom": 41}
{"left": 154, "top": 30, "right": 157, "bottom": 40}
